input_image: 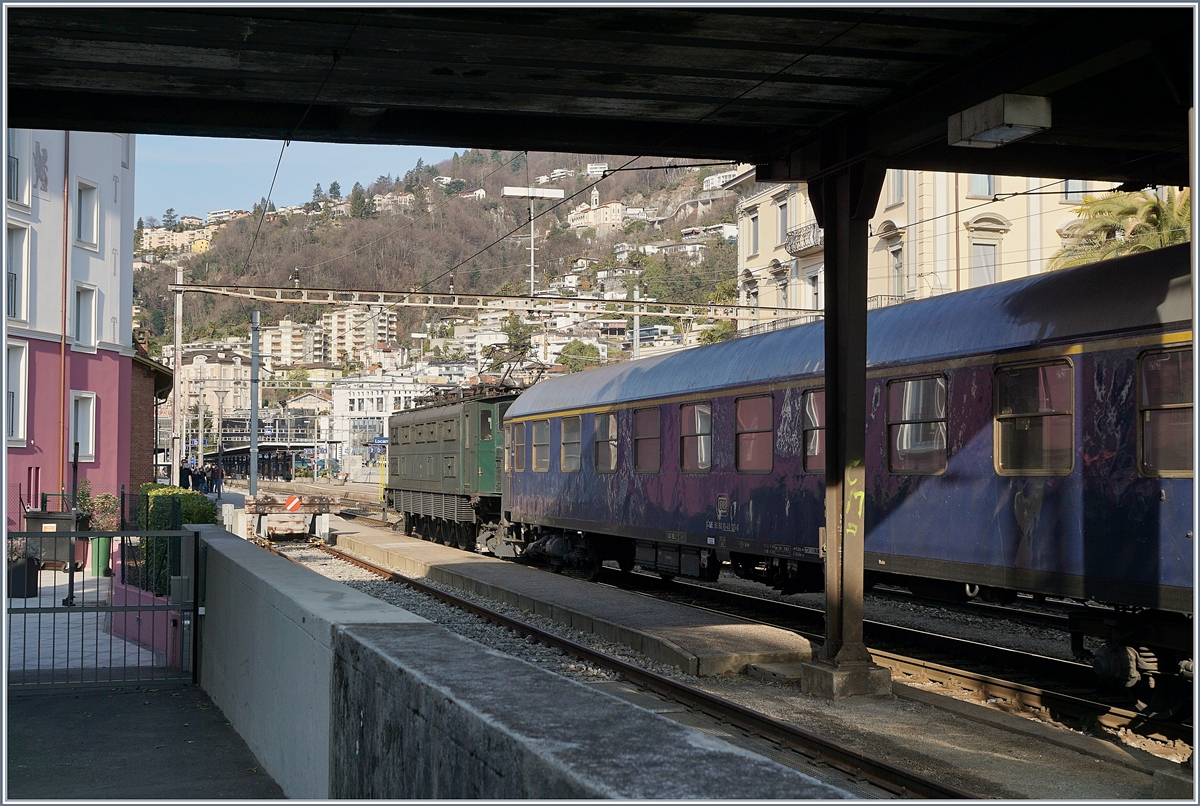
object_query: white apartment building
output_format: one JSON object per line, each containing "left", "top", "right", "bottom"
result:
{"left": 321, "top": 306, "right": 399, "bottom": 363}
{"left": 729, "top": 167, "right": 1102, "bottom": 331}
{"left": 567, "top": 188, "right": 625, "bottom": 233}
{"left": 261, "top": 316, "right": 326, "bottom": 365}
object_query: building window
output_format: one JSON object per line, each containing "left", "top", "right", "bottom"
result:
{"left": 70, "top": 391, "right": 97, "bottom": 462}
{"left": 6, "top": 340, "right": 28, "bottom": 443}
{"left": 802, "top": 388, "right": 825, "bottom": 473}
{"left": 479, "top": 410, "right": 493, "bottom": 441}
{"left": 995, "top": 361, "right": 1073, "bottom": 475}
{"left": 680, "top": 402, "right": 712, "bottom": 472}
{"left": 968, "top": 174, "right": 995, "bottom": 198}
{"left": 889, "top": 243, "right": 905, "bottom": 297}
{"left": 888, "top": 375, "right": 948, "bottom": 474}
{"left": 736, "top": 395, "right": 772, "bottom": 472}
{"left": 1063, "top": 179, "right": 1086, "bottom": 202}
{"left": 6, "top": 129, "right": 30, "bottom": 205}
{"left": 531, "top": 419, "right": 550, "bottom": 472}
{"left": 749, "top": 214, "right": 759, "bottom": 255}
{"left": 74, "top": 285, "right": 96, "bottom": 347}
{"left": 594, "top": 413, "right": 617, "bottom": 472}
{"left": 887, "top": 169, "right": 904, "bottom": 206}
{"left": 777, "top": 202, "right": 788, "bottom": 243}
{"left": 1139, "top": 348, "right": 1193, "bottom": 477}
{"left": 634, "top": 407, "right": 660, "bottom": 473}
{"left": 561, "top": 416, "right": 581, "bottom": 472}
{"left": 75, "top": 180, "right": 99, "bottom": 246}
{"left": 377, "top": 397, "right": 384, "bottom": 412}
{"left": 970, "top": 241, "right": 997, "bottom": 287}
{"left": 6, "top": 225, "right": 28, "bottom": 320}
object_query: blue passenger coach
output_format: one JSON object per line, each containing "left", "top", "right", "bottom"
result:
{"left": 501, "top": 244, "right": 1193, "bottom": 691}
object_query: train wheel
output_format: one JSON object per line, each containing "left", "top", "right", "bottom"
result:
{"left": 402, "top": 514, "right": 414, "bottom": 536}
{"left": 658, "top": 571, "right": 676, "bottom": 582}
{"left": 579, "top": 558, "right": 602, "bottom": 582}
{"left": 1132, "top": 673, "right": 1191, "bottom": 720}
{"left": 617, "top": 556, "right": 635, "bottom": 574}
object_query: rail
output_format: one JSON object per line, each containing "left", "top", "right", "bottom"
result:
{"left": 316, "top": 543, "right": 974, "bottom": 799}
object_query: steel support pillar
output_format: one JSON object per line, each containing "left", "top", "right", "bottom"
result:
{"left": 800, "top": 158, "right": 891, "bottom": 699}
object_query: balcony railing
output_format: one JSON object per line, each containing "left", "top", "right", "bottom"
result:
{"left": 784, "top": 222, "right": 823, "bottom": 256}
{"left": 6, "top": 156, "right": 18, "bottom": 202}
{"left": 735, "top": 311, "right": 824, "bottom": 339}
{"left": 867, "top": 294, "right": 906, "bottom": 310}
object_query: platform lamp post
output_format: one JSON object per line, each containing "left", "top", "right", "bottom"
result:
{"left": 214, "top": 388, "right": 228, "bottom": 501}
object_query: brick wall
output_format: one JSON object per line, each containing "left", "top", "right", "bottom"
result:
{"left": 129, "top": 361, "right": 158, "bottom": 490}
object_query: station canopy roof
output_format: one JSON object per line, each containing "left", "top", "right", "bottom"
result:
{"left": 6, "top": 7, "right": 1193, "bottom": 185}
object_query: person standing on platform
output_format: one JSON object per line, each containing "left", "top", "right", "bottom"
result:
{"left": 179, "top": 461, "right": 191, "bottom": 490}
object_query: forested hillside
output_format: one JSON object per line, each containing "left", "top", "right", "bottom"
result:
{"left": 134, "top": 149, "right": 738, "bottom": 356}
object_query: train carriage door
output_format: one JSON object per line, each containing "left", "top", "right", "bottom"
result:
{"left": 463, "top": 407, "right": 474, "bottom": 493}
{"left": 476, "top": 404, "right": 498, "bottom": 494}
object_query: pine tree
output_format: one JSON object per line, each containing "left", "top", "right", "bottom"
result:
{"left": 329, "top": 181, "right": 342, "bottom": 200}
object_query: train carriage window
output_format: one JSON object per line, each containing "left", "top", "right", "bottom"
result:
{"left": 480, "top": 410, "right": 493, "bottom": 441}
{"left": 995, "top": 361, "right": 1072, "bottom": 475}
{"left": 1140, "top": 347, "right": 1193, "bottom": 476}
{"left": 560, "top": 416, "right": 582, "bottom": 472}
{"left": 634, "top": 407, "right": 661, "bottom": 473}
{"left": 888, "top": 375, "right": 948, "bottom": 474}
{"left": 680, "top": 402, "right": 712, "bottom": 472}
{"left": 512, "top": 423, "right": 525, "bottom": 472}
{"left": 802, "top": 389, "right": 825, "bottom": 473}
{"left": 736, "top": 395, "right": 773, "bottom": 472}
{"left": 531, "top": 420, "right": 550, "bottom": 472}
{"left": 594, "top": 413, "right": 618, "bottom": 473}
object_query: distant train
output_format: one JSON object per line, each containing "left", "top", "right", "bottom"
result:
{"left": 388, "top": 244, "right": 1193, "bottom": 710}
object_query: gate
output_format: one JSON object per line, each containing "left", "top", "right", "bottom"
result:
{"left": 6, "top": 529, "right": 199, "bottom": 687}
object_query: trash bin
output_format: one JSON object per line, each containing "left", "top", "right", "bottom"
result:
{"left": 90, "top": 537, "right": 112, "bottom": 577}
{"left": 24, "top": 510, "right": 89, "bottom": 571}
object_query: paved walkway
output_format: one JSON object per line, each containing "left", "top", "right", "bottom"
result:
{"left": 6, "top": 685, "right": 284, "bottom": 799}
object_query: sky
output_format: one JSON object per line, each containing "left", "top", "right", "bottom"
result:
{"left": 133, "top": 135, "right": 462, "bottom": 224}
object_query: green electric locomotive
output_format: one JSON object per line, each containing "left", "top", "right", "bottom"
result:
{"left": 385, "top": 389, "right": 519, "bottom": 551}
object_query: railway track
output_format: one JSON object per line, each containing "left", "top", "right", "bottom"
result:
{"left": 314, "top": 543, "right": 973, "bottom": 800}
{"left": 617, "top": 573, "right": 1190, "bottom": 745}
{"left": 330, "top": 512, "right": 1189, "bottom": 744}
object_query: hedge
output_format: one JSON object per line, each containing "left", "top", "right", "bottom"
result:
{"left": 124, "top": 485, "right": 218, "bottom": 595}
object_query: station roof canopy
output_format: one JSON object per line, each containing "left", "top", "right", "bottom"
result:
{"left": 6, "top": 6, "right": 1194, "bottom": 185}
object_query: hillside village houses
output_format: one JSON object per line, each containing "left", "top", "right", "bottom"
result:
{"left": 567, "top": 188, "right": 625, "bottom": 234}
{"left": 727, "top": 164, "right": 1106, "bottom": 333}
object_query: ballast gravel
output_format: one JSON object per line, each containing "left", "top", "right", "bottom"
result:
{"left": 273, "top": 538, "right": 1175, "bottom": 798}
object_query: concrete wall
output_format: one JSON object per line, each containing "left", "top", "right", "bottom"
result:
{"left": 197, "top": 525, "right": 849, "bottom": 799}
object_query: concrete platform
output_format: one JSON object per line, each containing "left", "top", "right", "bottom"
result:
{"left": 335, "top": 528, "right": 814, "bottom": 676}
{"left": 6, "top": 685, "right": 284, "bottom": 799}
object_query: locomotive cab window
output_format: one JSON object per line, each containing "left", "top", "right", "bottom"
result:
{"left": 531, "top": 420, "right": 550, "bottom": 472}
{"left": 594, "top": 413, "right": 617, "bottom": 473}
{"left": 736, "top": 395, "right": 773, "bottom": 472}
{"left": 480, "top": 410, "right": 493, "bottom": 441}
{"left": 802, "top": 389, "right": 825, "bottom": 473}
{"left": 1139, "top": 347, "right": 1193, "bottom": 477}
{"left": 995, "top": 361, "right": 1073, "bottom": 475}
{"left": 561, "top": 416, "right": 581, "bottom": 472}
{"left": 511, "top": 423, "right": 525, "bottom": 472}
{"left": 680, "top": 402, "right": 712, "bottom": 472}
{"left": 634, "top": 407, "right": 661, "bottom": 473}
{"left": 888, "top": 375, "right": 948, "bottom": 474}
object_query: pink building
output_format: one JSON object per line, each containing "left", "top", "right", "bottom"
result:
{"left": 6, "top": 129, "right": 139, "bottom": 526}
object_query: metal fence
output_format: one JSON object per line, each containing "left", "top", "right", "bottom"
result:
{"left": 6, "top": 530, "right": 198, "bottom": 688}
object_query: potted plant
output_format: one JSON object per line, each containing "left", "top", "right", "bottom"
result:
{"left": 7, "top": 537, "right": 43, "bottom": 598}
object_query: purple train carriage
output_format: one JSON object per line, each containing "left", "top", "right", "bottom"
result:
{"left": 499, "top": 243, "right": 1194, "bottom": 699}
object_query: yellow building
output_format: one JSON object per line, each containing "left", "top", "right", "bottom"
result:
{"left": 190, "top": 237, "right": 211, "bottom": 253}
{"left": 729, "top": 168, "right": 1103, "bottom": 332}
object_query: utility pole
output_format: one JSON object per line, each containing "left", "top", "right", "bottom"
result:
{"left": 633, "top": 284, "right": 641, "bottom": 361}
{"left": 249, "top": 310, "right": 260, "bottom": 496}
{"left": 171, "top": 264, "right": 183, "bottom": 486}
{"left": 501, "top": 186, "right": 565, "bottom": 297}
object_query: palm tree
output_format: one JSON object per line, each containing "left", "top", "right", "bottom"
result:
{"left": 1048, "top": 186, "right": 1191, "bottom": 270}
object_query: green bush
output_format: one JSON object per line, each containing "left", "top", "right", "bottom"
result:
{"left": 123, "top": 485, "right": 216, "bottom": 595}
